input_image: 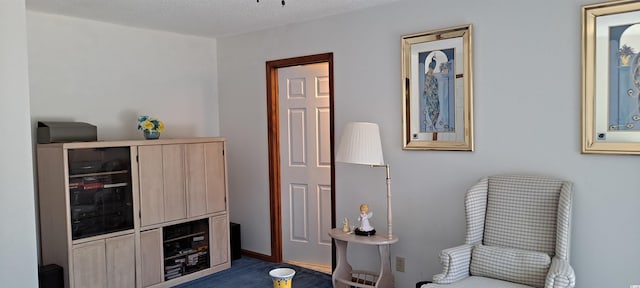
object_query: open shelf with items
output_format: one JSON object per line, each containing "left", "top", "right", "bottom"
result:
{"left": 162, "top": 219, "right": 210, "bottom": 281}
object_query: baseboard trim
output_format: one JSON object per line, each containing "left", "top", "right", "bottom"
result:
{"left": 284, "top": 260, "right": 331, "bottom": 275}
{"left": 241, "top": 249, "right": 275, "bottom": 262}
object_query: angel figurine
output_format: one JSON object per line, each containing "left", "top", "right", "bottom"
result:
{"left": 342, "top": 217, "right": 350, "bottom": 233}
{"left": 355, "top": 204, "right": 376, "bottom": 236}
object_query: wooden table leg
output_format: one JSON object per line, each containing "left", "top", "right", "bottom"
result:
{"left": 332, "top": 238, "right": 352, "bottom": 288}
{"left": 375, "top": 244, "right": 394, "bottom": 288}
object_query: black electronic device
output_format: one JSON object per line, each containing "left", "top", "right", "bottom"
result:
{"left": 38, "top": 264, "right": 63, "bottom": 288}
{"left": 37, "top": 121, "right": 97, "bottom": 144}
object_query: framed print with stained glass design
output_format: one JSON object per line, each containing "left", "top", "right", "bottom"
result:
{"left": 582, "top": 1, "right": 640, "bottom": 154}
{"left": 401, "top": 25, "right": 474, "bottom": 151}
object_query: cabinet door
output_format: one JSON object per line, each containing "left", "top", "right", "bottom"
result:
{"left": 187, "top": 142, "right": 226, "bottom": 217}
{"left": 141, "top": 229, "right": 163, "bottom": 287}
{"left": 204, "top": 142, "right": 226, "bottom": 214}
{"left": 162, "top": 144, "right": 187, "bottom": 221}
{"left": 105, "top": 234, "right": 135, "bottom": 288}
{"left": 210, "top": 215, "right": 229, "bottom": 266}
{"left": 186, "top": 143, "right": 207, "bottom": 217}
{"left": 139, "top": 145, "right": 165, "bottom": 226}
{"left": 73, "top": 240, "right": 107, "bottom": 288}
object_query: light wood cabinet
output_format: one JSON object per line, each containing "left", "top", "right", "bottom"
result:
{"left": 141, "top": 229, "right": 163, "bottom": 287}
{"left": 72, "top": 239, "right": 107, "bottom": 288}
{"left": 162, "top": 144, "right": 187, "bottom": 221}
{"left": 138, "top": 145, "right": 165, "bottom": 226}
{"left": 209, "top": 214, "right": 230, "bottom": 267}
{"left": 72, "top": 234, "right": 135, "bottom": 288}
{"left": 138, "top": 144, "right": 188, "bottom": 226}
{"left": 186, "top": 142, "right": 226, "bottom": 217}
{"left": 140, "top": 142, "right": 227, "bottom": 226}
{"left": 37, "top": 144, "right": 137, "bottom": 288}
{"left": 105, "top": 234, "right": 136, "bottom": 288}
{"left": 37, "top": 138, "right": 230, "bottom": 288}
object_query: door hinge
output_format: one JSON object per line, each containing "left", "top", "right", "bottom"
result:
{"left": 136, "top": 155, "right": 139, "bottom": 162}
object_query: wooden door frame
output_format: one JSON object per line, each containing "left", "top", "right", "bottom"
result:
{"left": 263, "top": 53, "right": 335, "bottom": 263}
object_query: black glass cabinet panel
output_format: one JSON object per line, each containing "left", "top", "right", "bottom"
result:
{"left": 68, "top": 147, "right": 134, "bottom": 240}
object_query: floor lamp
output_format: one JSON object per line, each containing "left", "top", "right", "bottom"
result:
{"left": 336, "top": 122, "right": 393, "bottom": 239}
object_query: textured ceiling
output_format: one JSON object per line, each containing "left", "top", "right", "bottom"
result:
{"left": 26, "top": 0, "right": 401, "bottom": 38}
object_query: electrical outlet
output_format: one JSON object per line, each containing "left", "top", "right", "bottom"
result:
{"left": 396, "top": 256, "right": 405, "bottom": 272}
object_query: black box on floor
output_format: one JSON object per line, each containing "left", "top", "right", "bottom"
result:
{"left": 38, "top": 264, "right": 63, "bottom": 288}
{"left": 230, "top": 222, "right": 241, "bottom": 260}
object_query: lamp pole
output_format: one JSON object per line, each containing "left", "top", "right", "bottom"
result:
{"left": 374, "top": 164, "right": 392, "bottom": 239}
{"left": 385, "top": 164, "right": 392, "bottom": 239}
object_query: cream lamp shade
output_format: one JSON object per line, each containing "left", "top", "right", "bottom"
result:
{"left": 336, "top": 122, "right": 385, "bottom": 166}
{"left": 336, "top": 121, "right": 394, "bottom": 239}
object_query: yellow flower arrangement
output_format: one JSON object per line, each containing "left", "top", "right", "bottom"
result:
{"left": 137, "top": 116, "right": 165, "bottom": 133}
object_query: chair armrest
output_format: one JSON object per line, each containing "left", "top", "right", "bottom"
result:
{"left": 545, "top": 257, "right": 575, "bottom": 288}
{"left": 432, "top": 244, "right": 473, "bottom": 284}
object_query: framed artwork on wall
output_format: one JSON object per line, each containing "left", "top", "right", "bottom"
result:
{"left": 401, "top": 25, "right": 474, "bottom": 151}
{"left": 582, "top": 1, "right": 640, "bottom": 154}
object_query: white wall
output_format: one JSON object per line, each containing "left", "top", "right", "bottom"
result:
{"left": 218, "top": 0, "right": 640, "bottom": 287}
{"left": 27, "top": 12, "right": 220, "bottom": 140}
{"left": 0, "top": 1, "right": 39, "bottom": 287}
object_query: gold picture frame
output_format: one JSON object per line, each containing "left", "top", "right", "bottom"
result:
{"left": 582, "top": 1, "right": 640, "bottom": 154}
{"left": 401, "top": 25, "right": 474, "bottom": 151}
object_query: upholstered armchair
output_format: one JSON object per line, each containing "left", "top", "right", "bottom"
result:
{"left": 418, "top": 175, "right": 575, "bottom": 288}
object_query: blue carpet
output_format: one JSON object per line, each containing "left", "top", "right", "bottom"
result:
{"left": 173, "top": 257, "right": 332, "bottom": 288}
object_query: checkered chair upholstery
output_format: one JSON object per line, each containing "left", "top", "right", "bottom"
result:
{"left": 420, "top": 175, "right": 575, "bottom": 288}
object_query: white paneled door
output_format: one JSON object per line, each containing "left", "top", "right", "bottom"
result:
{"left": 278, "top": 63, "right": 331, "bottom": 269}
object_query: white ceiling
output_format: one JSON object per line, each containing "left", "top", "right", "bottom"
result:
{"left": 26, "top": 0, "right": 401, "bottom": 38}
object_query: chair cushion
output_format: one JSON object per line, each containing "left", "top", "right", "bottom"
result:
{"left": 423, "top": 276, "right": 534, "bottom": 288}
{"left": 484, "top": 175, "right": 563, "bottom": 255}
{"left": 470, "top": 245, "right": 550, "bottom": 288}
